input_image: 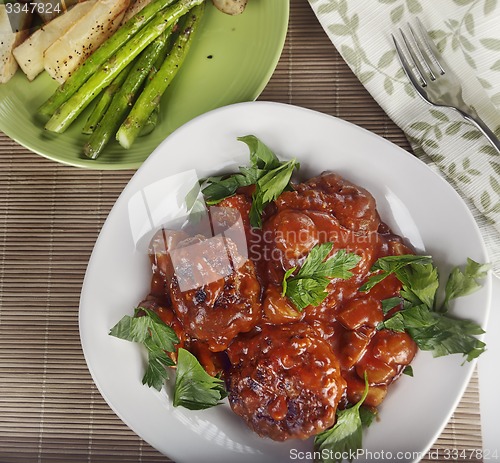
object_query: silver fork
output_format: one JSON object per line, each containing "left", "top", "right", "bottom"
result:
{"left": 393, "top": 18, "right": 500, "bottom": 154}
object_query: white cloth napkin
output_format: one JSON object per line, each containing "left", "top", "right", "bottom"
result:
{"left": 308, "top": 0, "right": 500, "bottom": 276}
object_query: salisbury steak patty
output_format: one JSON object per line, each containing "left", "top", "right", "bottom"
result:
{"left": 226, "top": 323, "right": 346, "bottom": 441}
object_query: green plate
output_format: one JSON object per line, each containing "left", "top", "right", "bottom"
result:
{"left": 0, "top": 1, "right": 289, "bottom": 170}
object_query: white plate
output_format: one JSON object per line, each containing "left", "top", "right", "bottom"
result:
{"left": 79, "top": 101, "right": 492, "bottom": 463}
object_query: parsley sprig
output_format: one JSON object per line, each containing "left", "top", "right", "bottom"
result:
{"left": 362, "top": 255, "right": 490, "bottom": 361}
{"left": 444, "top": 258, "right": 491, "bottom": 309}
{"left": 109, "top": 307, "right": 178, "bottom": 390}
{"left": 314, "top": 373, "right": 374, "bottom": 463}
{"left": 282, "top": 243, "right": 361, "bottom": 311}
{"left": 109, "top": 308, "right": 227, "bottom": 409}
{"left": 202, "top": 135, "right": 299, "bottom": 228}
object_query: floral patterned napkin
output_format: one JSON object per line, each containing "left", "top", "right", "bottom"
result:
{"left": 308, "top": 0, "right": 500, "bottom": 276}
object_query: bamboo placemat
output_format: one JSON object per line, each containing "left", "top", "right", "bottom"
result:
{"left": 0, "top": 0, "right": 483, "bottom": 462}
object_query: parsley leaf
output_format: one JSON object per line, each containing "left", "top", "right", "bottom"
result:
{"left": 314, "top": 373, "right": 370, "bottom": 463}
{"left": 202, "top": 174, "right": 251, "bottom": 205}
{"left": 173, "top": 348, "right": 227, "bottom": 410}
{"left": 369, "top": 256, "right": 488, "bottom": 362}
{"left": 143, "top": 338, "right": 176, "bottom": 390}
{"left": 444, "top": 258, "right": 491, "bottom": 309}
{"left": 109, "top": 308, "right": 178, "bottom": 349}
{"left": 397, "top": 262, "right": 439, "bottom": 310}
{"left": 201, "top": 135, "right": 299, "bottom": 228}
{"left": 249, "top": 159, "right": 299, "bottom": 228}
{"left": 282, "top": 244, "right": 361, "bottom": 311}
{"left": 379, "top": 304, "right": 437, "bottom": 333}
{"left": 381, "top": 297, "right": 402, "bottom": 314}
{"left": 242, "top": 134, "right": 282, "bottom": 170}
{"left": 359, "top": 255, "right": 432, "bottom": 292}
{"left": 405, "top": 314, "right": 485, "bottom": 361}
{"left": 402, "top": 365, "right": 414, "bottom": 377}
{"left": 284, "top": 275, "right": 331, "bottom": 311}
{"left": 109, "top": 308, "right": 179, "bottom": 391}
{"left": 359, "top": 406, "right": 378, "bottom": 428}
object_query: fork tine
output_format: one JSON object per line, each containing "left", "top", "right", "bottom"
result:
{"left": 407, "top": 23, "right": 436, "bottom": 81}
{"left": 397, "top": 28, "right": 429, "bottom": 86}
{"left": 415, "top": 17, "right": 445, "bottom": 75}
{"left": 392, "top": 33, "right": 426, "bottom": 89}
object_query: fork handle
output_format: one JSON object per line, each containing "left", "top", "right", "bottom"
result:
{"left": 459, "top": 110, "right": 500, "bottom": 154}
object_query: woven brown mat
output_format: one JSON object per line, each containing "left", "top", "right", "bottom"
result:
{"left": 0, "top": 0, "right": 482, "bottom": 462}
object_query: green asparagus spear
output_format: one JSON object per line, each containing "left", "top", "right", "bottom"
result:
{"left": 83, "top": 28, "right": 174, "bottom": 159}
{"left": 139, "top": 107, "right": 159, "bottom": 136}
{"left": 137, "top": 34, "right": 172, "bottom": 138}
{"left": 82, "top": 64, "right": 131, "bottom": 135}
{"left": 117, "top": 3, "right": 205, "bottom": 149}
{"left": 45, "top": 0, "right": 204, "bottom": 133}
{"left": 37, "top": 0, "right": 178, "bottom": 119}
